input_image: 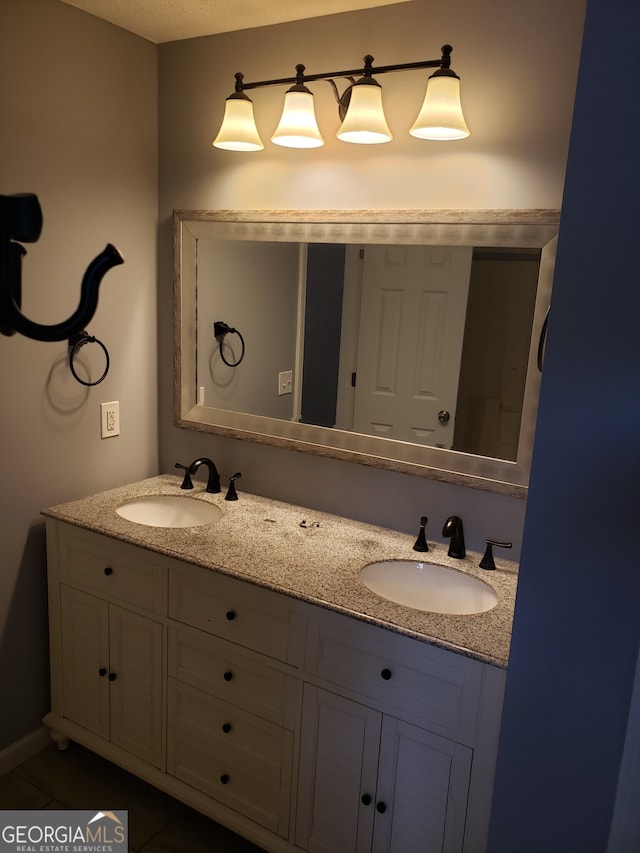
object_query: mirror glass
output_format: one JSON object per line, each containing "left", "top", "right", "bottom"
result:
{"left": 174, "top": 211, "right": 559, "bottom": 497}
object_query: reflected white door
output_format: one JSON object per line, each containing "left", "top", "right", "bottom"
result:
{"left": 352, "top": 246, "right": 472, "bottom": 447}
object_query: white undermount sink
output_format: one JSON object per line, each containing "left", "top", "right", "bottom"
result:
{"left": 116, "top": 495, "right": 222, "bottom": 528}
{"left": 359, "top": 559, "right": 498, "bottom": 615}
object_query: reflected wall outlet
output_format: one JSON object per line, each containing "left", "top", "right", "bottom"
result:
{"left": 100, "top": 401, "right": 120, "bottom": 438}
{"left": 278, "top": 370, "right": 293, "bottom": 396}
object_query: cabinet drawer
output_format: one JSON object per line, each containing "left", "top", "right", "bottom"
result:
{"left": 168, "top": 627, "right": 299, "bottom": 729}
{"left": 306, "top": 611, "right": 483, "bottom": 743}
{"left": 58, "top": 524, "right": 166, "bottom": 614}
{"left": 168, "top": 564, "right": 293, "bottom": 663}
{"left": 168, "top": 679, "right": 290, "bottom": 775}
{"left": 167, "top": 681, "right": 293, "bottom": 838}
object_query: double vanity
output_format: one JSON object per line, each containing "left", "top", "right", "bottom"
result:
{"left": 42, "top": 474, "right": 517, "bottom": 853}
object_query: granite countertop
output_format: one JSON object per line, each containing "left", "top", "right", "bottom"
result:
{"left": 42, "top": 475, "right": 518, "bottom": 668}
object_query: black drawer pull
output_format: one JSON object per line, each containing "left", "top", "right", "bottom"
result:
{"left": 222, "top": 723, "right": 232, "bottom": 734}
{"left": 108, "top": 672, "right": 117, "bottom": 682}
{"left": 103, "top": 566, "right": 113, "bottom": 576}
{"left": 380, "top": 668, "right": 392, "bottom": 681}
{"left": 361, "top": 793, "right": 372, "bottom": 806}
{"left": 98, "top": 667, "right": 107, "bottom": 677}
{"left": 220, "top": 773, "right": 230, "bottom": 785}
{"left": 376, "top": 801, "right": 387, "bottom": 814}
{"left": 225, "top": 610, "right": 236, "bottom": 621}
{"left": 223, "top": 670, "right": 233, "bottom": 682}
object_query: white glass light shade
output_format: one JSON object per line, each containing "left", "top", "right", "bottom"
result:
{"left": 337, "top": 80, "right": 392, "bottom": 144}
{"left": 271, "top": 88, "right": 324, "bottom": 148}
{"left": 409, "top": 72, "right": 470, "bottom": 140}
{"left": 213, "top": 94, "right": 264, "bottom": 151}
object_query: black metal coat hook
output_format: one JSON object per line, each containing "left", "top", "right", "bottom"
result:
{"left": 0, "top": 193, "right": 124, "bottom": 342}
{"left": 214, "top": 320, "right": 245, "bottom": 366}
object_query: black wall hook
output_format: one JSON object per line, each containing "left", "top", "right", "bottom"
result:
{"left": 0, "top": 193, "right": 123, "bottom": 341}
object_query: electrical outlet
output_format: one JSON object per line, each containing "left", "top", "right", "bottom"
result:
{"left": 278, "top": 370, "right": 293, "bottom": 396}
{"left": 100, "top": 401, "right": 120, "bottom": 438}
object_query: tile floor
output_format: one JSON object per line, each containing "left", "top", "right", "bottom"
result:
{"left": 0, "top": 742, "right": 267, "bottom": 852}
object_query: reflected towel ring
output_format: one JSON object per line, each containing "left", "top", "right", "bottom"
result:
{"left": 537, "top": 305, "right": 550, "bottom": 372}
{"left": 68, "top": 329, "right": 110, "bottom": 386}
{"left": 214, "top": 320, "right": 245, "bottom": 367}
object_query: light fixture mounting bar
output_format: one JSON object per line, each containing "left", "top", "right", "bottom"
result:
{"left": 236, "top": 44, "right": 455, "bottom": 92}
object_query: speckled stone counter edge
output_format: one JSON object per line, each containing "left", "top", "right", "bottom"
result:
{"left": 42, "top": 475, "right": 518, "bottom": 668}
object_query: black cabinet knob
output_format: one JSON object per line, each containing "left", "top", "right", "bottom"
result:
{"left": 376, "top": 801, "right": 387, "bottom": 814}
{"left": 222, "top": 723, "right": 232, "bottom": 734}
{"left": 108, "top": 672, "right": 117, "bottom": 682}
{"left": 223, "top": 670, "right": 233, "bottom": 682}
{"left": 361, "top": 793, "right": 372, "bottom": 806}
{"left": 380, "top": 668, "right": 392, "bottom": 680}
{"left": 220, "top": 773, "right": 230, "bottom": 785}
{"left": 225, "top": 610, "right": 236, "bottom": 621}
{"left": 98, "top": 667, "right": 107, "bottom": 677}
{"left": 104, "top": 566, "right": 113, "bottom": 576}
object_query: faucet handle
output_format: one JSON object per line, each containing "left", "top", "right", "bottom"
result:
{"left": 413, "top": 516, "right": 429, "bottom": 553}
{"left": 225, "top": 472, "right": 242, "bottom": 501}
{"left": 174, "top": 463, "right": 193, "bottom": 490}
{"left": 479, "top": 539, "right": 512, "bottom": 570}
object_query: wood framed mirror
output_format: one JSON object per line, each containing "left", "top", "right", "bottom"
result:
{"left": 174, "top": 210, "right": 559, "bottom": 497}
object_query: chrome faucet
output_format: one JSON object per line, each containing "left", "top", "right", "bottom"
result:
{"left": 187, "top": 457, "right": 221, "bottom": 493}
{"left": 442, "top": 515, "right": 465, "bottom": 559}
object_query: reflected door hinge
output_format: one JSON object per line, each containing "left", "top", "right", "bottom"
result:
{"left": 351, "top": 372, "right": 357, "bottom": 387}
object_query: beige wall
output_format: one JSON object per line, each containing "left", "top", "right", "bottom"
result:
{"left": 0, "top": 0, "right": 586, "bottom": 760}
{"left": 0, "top": 1, "right": 158, "bottom": 752}
{"left": 158, "top": 0, "right": 585, "bottom": 554}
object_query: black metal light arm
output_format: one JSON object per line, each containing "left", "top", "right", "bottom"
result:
{"left": 233, "top": 44, "right": 454, "bottom": 93}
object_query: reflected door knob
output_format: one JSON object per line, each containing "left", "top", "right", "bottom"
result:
{"left": 438, "top": 410, "right": 450, "bottom": 424}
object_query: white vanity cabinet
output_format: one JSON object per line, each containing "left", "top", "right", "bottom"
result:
{"left": 59, "top": 586, "right": 164, "bottom": 767}
{"left": 296, "top": 686, "right": 472, "bottom": 853}
{"left": 44, "top": 518, "right": 505, "bottom": 853}
{"left": 165, "top": 562, "right": 301, "bottom": 838}
{"left": 295, "top": 610, "right": 505, "bottom": 853}
{"left": 46, "top": 523, "right": 165, "bottom": 768}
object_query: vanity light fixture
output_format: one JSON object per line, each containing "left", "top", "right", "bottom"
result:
{"left": 212, "top": 44, "right": 469, "bottom": 151}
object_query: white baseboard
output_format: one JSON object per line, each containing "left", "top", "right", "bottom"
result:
{"left": 0, "top": 726, "right": 52, "bottom": 776}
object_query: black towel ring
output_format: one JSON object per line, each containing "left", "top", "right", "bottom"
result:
{"left": 68, "top": 329, "right": 110, "bottom": 386}
{"left": 214, "top": 320, "right": 245, "bottom": 367}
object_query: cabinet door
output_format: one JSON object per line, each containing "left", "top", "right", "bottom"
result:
{"left": 373, "top": 717, "right": 472, "bottom": 853}
{"left": 60, "top": 586, "right": 110, "bottom": 739}
{"left": 109, "top": 606, "right": 164, "bottom": 768}
{"left": 59, "top": 586, "right": 164, "bottom": 768}
{"left": 296, "top": 686, "right": 381, "bottom": 853}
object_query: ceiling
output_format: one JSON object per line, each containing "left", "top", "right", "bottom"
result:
{"left": 59, "top": 0, "right": 410, "bottom": 43}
